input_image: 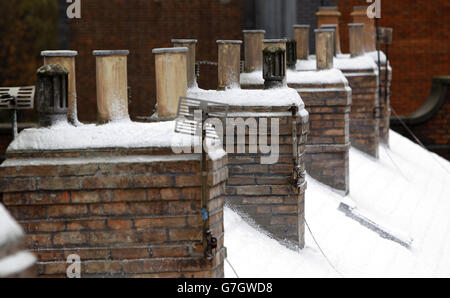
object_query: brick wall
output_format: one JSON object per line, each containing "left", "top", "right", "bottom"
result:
{"left": 223, "top": 105, "right": 309, "bottom": 248}
{"left": 290, "top": 80, "right": 351, "bottom": 194}
{"left": 334, "top": 0, "right": 450, "bottom": 117}
{"left": 0, "top": 148, "right": 228, "bottom": 278}
{"left": 340, "top": 68, "right": 380, "bottom": 158}
{"left": 64, "top": 0, "right": 242, "bottom": 123}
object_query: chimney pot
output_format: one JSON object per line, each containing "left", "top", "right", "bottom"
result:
{"left": 263, "top": 39, "right": 287, "bottom": 78}
{"left": 93, "top": 50, "right": 130, "bottom": 124}
{"left": 285, "top": 38, "right": 297, "bottom": 70}
{"left": 316, "top": 6, "right": 342, "bottom": 55}
{"left": 36, "top": 64, "right": 69, "bottom": 127}
{"left": 171, "top": 39, "right": 197, "bottom": 88}
{"left": 351, "top": 6, "right": 376, "bottom": 52}
{"left": 217, "top": 40, "right": 242, "bottom": 90}
{"left": 320, "top": 24, "right": 341, "bottom": 55}
{"left": 243, "top": 30, "right": 266, "bottom": 72}
{"left": 315, "top": 29, "right": 334, "bottom": 70}
{"left": 263, "top": 46, "right": 285, "bottom": 89}
{"left": 152, "top": 47, "right": 188, "bottom": 118}
{"left": 293, "top": 25, "right": 310, "bottom": 60}
{"left": 348, "top": 23, "right": 366, "bottom": 57}
{"left": 41, "top": 50, "right": 79, "bottom": 125}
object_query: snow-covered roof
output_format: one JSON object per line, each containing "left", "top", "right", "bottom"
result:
{"left": 240, "top": 69, "right": 348, "bottom": 86}
{"left": 224, "top": 130, "right": 450, "bottom": 277}
{"left": 6, "top": 119, "right": 226, "bottom": 160}
{"left": 296, "top": 54, "right": 377, "bottom": 72}
{"left": 188, "top": 87, "right": 304, "bottom": 109}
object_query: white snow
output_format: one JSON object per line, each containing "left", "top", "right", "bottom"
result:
{"left": 0, "top": 251, "right": 36, "bottom": 277}
{"left": 240, "top": 69, "right": 348, "bottom": 86}
{"left": 224, "top": 130, "right": 450, "bottom": 277}
{"left": 6, "top": 119, "right": 226, "bottom": 160}
{"left": 286, "top": 69, "right": 348, "bottom": 85}
{"left": 296, "top": 54, "right": 377, "bottom": 71}
{"left": 188, "top": 87, "right": 304, "bottom": 108}
{"left": 0, "top": 204, "right": 24, "bottom": 249}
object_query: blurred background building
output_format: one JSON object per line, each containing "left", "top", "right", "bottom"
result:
{"left": 0, "top": 0, "right": 449, "bottom": 160}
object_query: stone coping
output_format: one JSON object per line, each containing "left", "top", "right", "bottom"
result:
{"left": 242, "top": 29, "right": 266, "bottom": 34}
{"left": 152, "top": 47, "right": 188, "bottom": 54}
{"left": 93, "top": 50, "right": 129, "bottom": 56}
{"left": 41, "top": 50, "right": 78, "bottom": 57}
{"left": 216, "top": 40, "right": 243, "bottom": 44}
{"left": 171, "top": 39, "right": 198, "bottom": 44}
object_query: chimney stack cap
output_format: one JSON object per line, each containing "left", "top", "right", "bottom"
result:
{"left": 216, "top": 40, "right": 243, "bottom": 44}
{"left": 93, "top": 50, "right": 129, "bottom": 56}
{"left": 41, "top": 50, "right": 78, "bottom": 57}
{"left": 293, "top": 24, "right": 310, "bottom": 28}
{"left": 171, "top": 39, "right": 198, "bottom": 44}
{"left": 37, "top": 64, "right": 69, "bottom": 76}
{"left": 314, "top": 29, "right": 334, "bottom": 33}
{"left": 152, "top": 47, "right": 188, "bottom": 54}
{"left": 348, "top": 23, "right": 365, "bottom": 27}
{"left": 242, "top": 29, "right": 266, "bottom": 34}
{"left": 263, "top": 38, "right": 288, "bottom": 43}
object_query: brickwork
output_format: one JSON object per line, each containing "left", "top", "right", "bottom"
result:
{"left": 289, "top": 81, "right": 352, "bottom": 194}
{"left": 223, "top": 105, "right": 309, "bottom": 248}
{"left": 340, "top": 68, "right": 380, "bottom": 158}
{"left": 379, "top": 64, "right": 392, "bottom": 145}
{"left": 334, "top": 0, "right": 450, "bottom": 117}
{"left": 241, "top": 78, "right": 350, "bottom": 194}
{"left": 0, "top": 149, "right": 228, "bottom": 278}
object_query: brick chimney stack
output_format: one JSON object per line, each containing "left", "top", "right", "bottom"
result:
{"left": 315, "top": 29, "right": 334, "bottom": 70}
{"left": 293, "top": 25, "right": 310, "bottom": 60}
{"left": 41, "top": 50, "right": 79, "bottom": 125}
{"left": 171, "top": 39, "right": 197, "bottom": 88}
{"left": 217, "top": 40, "right": 242, "bottom": 90}
{"left": 348, "top": 23, "right": 366, "bottom": 57}
{"left": 351, "top": 6, "right": 376, "bottom": 52}
{"left": 243, "top": 30, "right": 265, "bottom": 72}
{"left": 152, "top": 47, "right": 188, "bottom": 118}
{"left": 93, "top": 50, "right": 130, "bottom": 124}
{"left": 316, "top": 6, "right": 342, "bottom": 54}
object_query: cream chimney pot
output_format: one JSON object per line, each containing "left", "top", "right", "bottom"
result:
{"left": 315, "top": 29, "right": 334, "bottom": 70}
{"left": 152, "top": 47, "right": 188, "bottom": 118}
{"left": 293, "top": 25, "right": 310, "bottom": 60}
{"left": 351, "top": 6, "right": 376, "bottom": 52}
{"left": 316, "top": 6, "right": 342, "bottom": 54}
{"left": 243, "top": 30, "right": 265, "bottom": 72}
{"left": 171, "top": 39, "right": 197, "bottom": 88}
{"left": 348, "top": 23, "right": 366, "bottom": 57}
{"left": 93, "top": 50, "right": 130, "bottom": 124}
{"left": 217, "top": 40, "right": 242, "bottom": 90}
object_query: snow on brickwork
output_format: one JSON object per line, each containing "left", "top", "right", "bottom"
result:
{"left": 6, "top": 119, "right": 225, "bottom": 160}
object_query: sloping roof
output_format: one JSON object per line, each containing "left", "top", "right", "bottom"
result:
{"left": 224, "top": 130, "right": 450, "bottom": 277}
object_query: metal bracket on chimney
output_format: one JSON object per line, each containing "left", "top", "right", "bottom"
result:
{"left": 288, "top": 104, "right": 305, "bottom": 191}
{"left": 0, "top": 86, "right": 35, "bottom": 139}
{"left": 175, "top": 96, "right": 228, "bottom": 259}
